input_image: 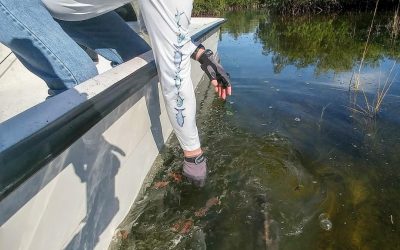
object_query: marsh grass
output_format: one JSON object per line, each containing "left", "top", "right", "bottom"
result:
{"left": 390, "top": 0, "right": 400, "bottom": 39}
{"left": 349, "top": 62, "right": 398, "bottom": 118}
{"left": 349, "top": 60, "right": 399, "bottom": 118}
{"left": 349, "top": 0, "right": 399, "bottom": 118}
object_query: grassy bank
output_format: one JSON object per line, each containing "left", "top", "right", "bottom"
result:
{"left": 193, "top": 0, "right": 399, "bottom": 16}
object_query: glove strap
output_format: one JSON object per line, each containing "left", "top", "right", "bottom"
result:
{"left": 184, "top": 153, "right": 206, "bottom": 165}
{"left": 198, "top": 49, "right": 214, "bottom": 65}
{"left": 191, "top": 44, "right": 205, "bottom": 60}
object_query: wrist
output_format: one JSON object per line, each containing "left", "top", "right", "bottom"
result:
{"left": 184, "top": 148, "right": 203, "bottom": 158}
{"left": 191, "top": 44, "right": 205, "bottom": 61}
{"left": 195, "top": 47, "right": 205, "bottom": 61}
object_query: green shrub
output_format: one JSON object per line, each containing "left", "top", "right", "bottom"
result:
{"left": 193, "top": 0, "right": 398, "bottom": 16}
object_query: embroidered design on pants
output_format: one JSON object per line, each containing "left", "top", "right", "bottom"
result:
{"left": 173, "top": 9, "right": 188, "bottom": 127}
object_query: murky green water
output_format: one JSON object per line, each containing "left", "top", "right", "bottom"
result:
{"left": 116, "top": 11, "right": 400, "bottom": 249}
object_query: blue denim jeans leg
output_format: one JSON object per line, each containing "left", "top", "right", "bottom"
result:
{"left": 0, "top": 0, "right": 98, "bottom": 95}
{"left": 56, "top": 11, "right": 151, "bottom": 66}
{"left": 0, "top": 0, "right": 150, "bottom": 96}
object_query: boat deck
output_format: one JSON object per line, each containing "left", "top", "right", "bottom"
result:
{"left": 0, "top": 18, "right": 219, "bottom": 123}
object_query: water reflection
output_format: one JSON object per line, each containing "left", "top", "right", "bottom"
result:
{"left": 256, "top": 13, "right": 399, "bottom": 74}
{"left": 116, "top": 11, "right": 400, "bottom": 249}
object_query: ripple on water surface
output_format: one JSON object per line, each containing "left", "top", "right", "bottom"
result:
{"left": 114, "top": 11, "right": 400, "bottom": 250}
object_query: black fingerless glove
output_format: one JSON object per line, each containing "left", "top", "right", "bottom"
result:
{"left": 192, "top": 45, "right": 231, "bottom": 89}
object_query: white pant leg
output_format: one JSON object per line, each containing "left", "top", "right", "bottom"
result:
{"left": 138, "top": 0, "right": 200, "bottom": 151}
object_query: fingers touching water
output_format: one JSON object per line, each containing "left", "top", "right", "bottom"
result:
{"left": 196, "top": 46, "right": 232, "bottom": 100}
{"left": 211, "top": 79, "right": 232, "bottom": 100}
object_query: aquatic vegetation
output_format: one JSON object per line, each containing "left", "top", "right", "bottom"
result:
{"left": 390, "top": 2, "right": 400, "bottom": 39}
{"left": 194, "top": 197, "right": 221, "bottom": 217}
{"left": 349, "top": 61, "right": 398, "bottom": 118}
{"left": 350, "top": 1, "right": 400, "bottom": 118}
{"left": 171, "top": 219, "right": 194, "bottom": 234}
{"left": 112, "top": 11, "right": 400, "bottom": 250}
{"left": 169, "top": 172, "right": 183, "bottom": 183}
{"left": 349, "top": 179, "right": 369, "bottom": 206}
{"left": 112, "top": 82, "right": 330, "bottom": 249}
{"left": 153, "top": 181, "right": 170, "bottom": 189}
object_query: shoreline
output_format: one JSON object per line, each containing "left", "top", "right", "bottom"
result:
{"left": 193, "top": 1, "right": 399, "bottom": 17}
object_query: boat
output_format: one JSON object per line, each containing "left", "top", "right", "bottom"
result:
{"left": 0, "top": 13, "right": 225, "bottom": 249}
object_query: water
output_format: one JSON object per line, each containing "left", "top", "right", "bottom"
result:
{"left": 115, "top": 11, "right": 400, "bottom": 249}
